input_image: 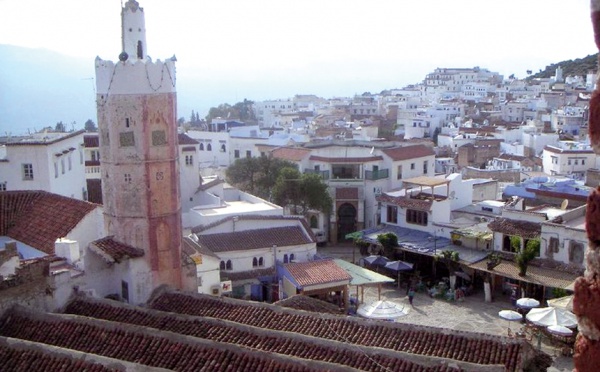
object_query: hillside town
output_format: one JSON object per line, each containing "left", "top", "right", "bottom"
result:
{"left": 1, "top": 1, "right": 600, "bottom": 371}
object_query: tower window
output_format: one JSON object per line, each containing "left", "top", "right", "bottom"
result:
{"left": 125, "top": 118, "right": 130, "bottom": 128}
{"left": 119, "top": 132, "right": 135, "bottom": 147}
{"left": 124, "top": 173, "right": 132, "bottom": 183}
{"left": 206, "top": 143, "right": 212, "bottom": 151}
{"left": 137, "top": 41, "right": 143, "bottom": 59}
{"left": 185, "top": 155, "right": 193, "bottom": 166}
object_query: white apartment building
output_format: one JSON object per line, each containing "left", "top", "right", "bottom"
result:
{"left": 0, "top": 130, "right": 87, "bottom": 200}
{"left": 542, "top": 143, "right": 597, "bottom": 178}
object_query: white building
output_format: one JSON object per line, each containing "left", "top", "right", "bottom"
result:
{"left": 542, "top": 143, "right": 597, "bottom": 178}
{"left": 0, "top": 130, "right": 87, "bottom": 200}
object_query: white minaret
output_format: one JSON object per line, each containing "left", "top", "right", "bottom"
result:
{"left": 95, "top": 0, "right": 183, "bottom": 304}
{"left": 121, "top": 0, "right": 148, "bottom": 60}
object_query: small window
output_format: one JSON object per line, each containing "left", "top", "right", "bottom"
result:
{"left": 252, "top": 257, "right": 258, "bottom": 267}
{"left": 220, "top": 261, "right": 225, "bottom": 270}
{"left": 68, "top": 155, "right": 72, "bottom": 171}
{"left": 206, "top": 143, "right": 212, "bottom": 151}
{"left": 54, "top": 163, "right": 59, "bottom": 178}
{"left": 410, "top": 163, "right": 415, "bottom": 170}
{"left": 124, "top": 173, "right": 132, "bottom": 183}
{"left": 61, "top": 159, "right": 65, "bottom": 174}
{"left": 423, "top": 160, "right": 428, "bottom": 174}
{"left": 234, "top": 150, "right": 240, "bottom": 158}
{"left": 283, "top": 254, "right": 289, "bottom": 263}
{"left": 289, "top": 254, "right": 295, "bottom": 262}
{"left": 121, "top": 280, "right": 129, "bottom": 303}
{"left": 258, "top": 257, "right": 264, "bottom": 266}
{"left": 79, "top": 149, "right": 83, "bottom": 164}
{"left": 221, "top": 144, "right": 226, "bottom": 152}
{"left": 226, "top": 260, "right": 232, "bottom": 270}
{"left": 397, "top": 165, "right": 402, "bottom": 180}
{"left": 185, "top": 155, "right": 193, "bottom": 166}
{"left": 387, "top": 205, "right": 398, "bottom": 224}
{"left": 246, "top": 150, "right": 251, "bottom": 158}
{"left": 0, "top": 182, "right": 7, "bottom": 191}
{"left": 125, "top": 118, "right": 130, "bottom": 128}
{"left": 199, "top": 143, "right": 204, "bottom": 151}
{"left": 22, "top": 163, "right": 34, "bottom": 180}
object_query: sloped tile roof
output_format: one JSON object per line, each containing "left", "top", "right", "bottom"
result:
{"left": 0, "top": 307, "right": 326, "bottom": 372}
{"left": 89, "top": 236, "right": 144, "bottom": 264}
{"left": 376, "top": 194, "right": 433, "bottom": 211}
{"left": 0, "top": 338, "right": 114, "bottom": 372}
{"left": 382, "top": 145, "right": 435, "bottom": 161}
{"left": 63, "top": 296, "right": 458, "bottom": 372}
{"left": 271, "top": 147, "right": 312, "bottom": 161}
{"left": 220, "top": 267, "right": 276, "bottom": 281}
{"left": 195, "top": 226, "right": 313, "bottom": 253}
{"left": 488, "top": 218, "right": 541, "bottom": 239}
{"left": 283, "top": 260, "right": 351, "bottom": 287}
{"left": 177, "top": 133, "right": 199, "bottom": 145}
{"left": 150, "top": 291, "right": 528, "bottom": 371}
{"left": 335, "top": 187, "right": 358, "bottom": 200}
{"left": 309, "top": 155, "right": 383, "bottom": 163}
{"left": 274, "top": 295, "right": 343, "bottom": 315}
{"left": 83, "top": 134, "right": 99, "bottom": 148}
{"left": 0, "top": 191, "right": 99, "bottom": 254}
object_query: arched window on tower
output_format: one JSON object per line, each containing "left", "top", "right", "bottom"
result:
{"left": 283, "top": 254, "right": 289, "bottom": 263}
{"left": 252, "top": 257, "right": 258, "bottom": 267}
{"left": 199, "top": 143, "right": 204, "bottom": 151}
{"left": 290, "top": 253, "right": 295, "bottom": 262}
{"left": 258, "top": 257, "right": 264, "bottom": 266}
{"left": 220, "top": 261, "right": 225, "bottom": 270}
{"left": 207, "top": 143, "right": 212, "bottom": 151}
{"left": 137, "top": 41, "right": 143, "bottom": 59}
{"left": 226, "top": 260, "right": 232, "bottom": 270}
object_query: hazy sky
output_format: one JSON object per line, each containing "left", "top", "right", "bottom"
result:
{"left": 0, "top": 0, "right": 597, "bottom": 111}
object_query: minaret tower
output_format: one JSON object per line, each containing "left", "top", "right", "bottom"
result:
{"left": 96, "top": 0, "right": 182, "bottom": 302}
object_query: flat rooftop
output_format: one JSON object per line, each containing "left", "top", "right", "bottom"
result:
{"left": 193, "top": 200, "right": 280, "bottom": 216}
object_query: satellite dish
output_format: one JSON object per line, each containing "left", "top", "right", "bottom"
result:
{"left": 560, "top": 199, "right": 569, "bottom": 210}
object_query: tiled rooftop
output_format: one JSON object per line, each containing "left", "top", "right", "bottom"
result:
{"left": 177, "top": 133, "right": 199, "bottom": 145}
{"left": 271, "top": 147, "right": 312, "bottom": 161}
{"left": 382, "top": 145, "right": 435, "bottom": 161}
{"left": 377, "top": 193, "right": 433, "bottom": 211}
{"left": 488, "top": 217, "right": 541, "bottom": 239}
{"left": 283, "top": 259, "right": 351, "bottom": 287}
{"left": 89, "top": 236, "right": 144, "bottom": 263}
{"left": 195, "top": 226, "right": 312, "bottom": 253}
{"left": 0, "top": 191, "right": 99, "bottom": 254}
{"left": 150, "top": 290, "right": 527, "bottom": 371}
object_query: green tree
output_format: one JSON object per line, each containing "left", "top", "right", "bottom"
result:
{"left": 84, "top": 119, "right": 97, "bottom": 132}
{"left": 377, "top": 232, "right": 398, "bottom": 258}
{"left": 515, "top": 239, "right": 539, "bottom": 277}
{"left": 272, "top": 170, "right": 333, "bottom": 216}
{"left": 226, "top": 156, "right": 297, "bottom": 200}
{"left": 55, "top": 121, "right": 66, "bottom": 132}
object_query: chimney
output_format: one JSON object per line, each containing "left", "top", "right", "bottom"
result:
{"left": 54, "top": 238, "right": 81, "bottom": 266}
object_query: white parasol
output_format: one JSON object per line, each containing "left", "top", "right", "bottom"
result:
{"left": 526, "top": 307, "right": 577, "bottom": 328}
{"left": 547, "top": 325, "right": 574, "bottom": 336}
{"left": 547, "top": 295, "right": 574, "bottom": 312}
{"left": 357, "top": 300, "right": 409, "bottom": 320}
{"left": 516, "top": 297, "right": 540, "bottom": 308}
{"left": 499, "top": 310, "right": 522, "bottom": 332}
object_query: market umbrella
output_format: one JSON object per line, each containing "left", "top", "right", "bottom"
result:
{"left": 499, "top": 310, "right": 523, "bottom": 332}
{"left": 526, "top": 307, "right": 577, "bottom": 328}
{"left": 547, "top": 295, "right": 574, "bottom": 312}
{"left": 517, "top": 297, "right": 540, "bottom": 309}
{"left": 357, "top": 300, "right": 408, "bottom": 320}
{"left": 547, "top": 325, "right": 574, "bottom": 336}
{"left": 363, "top": 255, "right": 390, "bottom": 267}
{"left": 385, "top": 260, "right": 414, "bottom": 272}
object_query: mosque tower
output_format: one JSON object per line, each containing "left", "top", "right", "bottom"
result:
{"left": 95, "top": 0, "right": 182, "bottom": 302}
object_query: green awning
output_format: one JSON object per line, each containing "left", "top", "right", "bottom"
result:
{"left": 345, "top": 231, "right": 363, "bottom": 240}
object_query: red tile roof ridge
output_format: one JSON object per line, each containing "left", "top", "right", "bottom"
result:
{"left": 195, "top": 226, "right": 313, "bottom": 253}
{"left": 89, "top": 236, "right": 144, "bottom": 264}
{"left": 149, "top": 290, "right": 531, "bottom": 371}
{"left": 63, "top": 295, "right": 489, "bottom": 372}
{"left": 1, "top": 305, "right": 347, "bottom": 372}
{"left": 0, "top": 335, "right": 161, "bottom": 372}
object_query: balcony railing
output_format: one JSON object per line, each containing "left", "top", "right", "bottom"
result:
{"left": 304, "top": 169, "right": 330, "bottom": 180}
{"left": 365, "top": 169, "right": 389, "bottom": 181}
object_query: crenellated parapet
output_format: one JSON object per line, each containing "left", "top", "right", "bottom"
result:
{"left": 95, "top": 56, "right": 176, "bottom": 97}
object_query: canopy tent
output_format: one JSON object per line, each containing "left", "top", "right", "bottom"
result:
{"left": 547, "top": 325, "right": 574, "bottom": 336}
{"left": 547, "top": 295, "right": 574, "bottom": 312}
{"left": 357, "top": 300, "right": 408, "bottom": 320}
{"left": 526, "top": 307, "right": 577, "bottom": 328}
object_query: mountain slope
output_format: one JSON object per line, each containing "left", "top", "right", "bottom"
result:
{"left": 528, "top": 53, "right": 598, "bottom": 79}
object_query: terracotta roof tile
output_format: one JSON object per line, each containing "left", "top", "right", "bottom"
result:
{"left": 335, "top": 187, "right": 358, "bottom": 200}
{"left": 5, "top": 130, "right": 85, "bottom": 147}
{"left": 271, "top": 147, "right": 312, "bottom": 161}
{"left": 150, "top": 291, "right": 528, "bottom": 371}
{"left": 382, "top": 145, "right": 435, "bottom": 161}
{"left": 377, "top": 193, "right": 433, "bottom": 211}
{"left": 191, "top": 215, "right": 316, "bottom": 241}
{"left": 221, "top": 267, "right": 276, "bottom": 281}
{"left": 89, "top": 236, "right": 144, "bottom": 263}
{"left": 274, "top": 295, "right": 343, "bottom": 315}
{"left": 0, "top": 191, "right": 99, "bottom": 254}
{"left": 309, "top": 155, "right": 383, "bottom": 163}
{"left": 543, "top": 145, "right": 594, "bottom": 155}
{"left": 177, "top": 133, "right": 199, "bottom": 145}
{"left": 283, "top": 260, "right": 351, "bottom": 287}
{"left": 488, "top": 218, "right": 541, "bottom": 239}
{"left": 195, "top": 226, "right": 313, "bottom": 253}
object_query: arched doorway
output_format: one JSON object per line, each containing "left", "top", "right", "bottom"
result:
{"left": 337, "top": 203, "right": 357, "bottom": 241}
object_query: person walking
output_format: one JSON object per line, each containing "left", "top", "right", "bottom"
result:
{"left": 408, "top": 287, "right": 415, "bottom": 306}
